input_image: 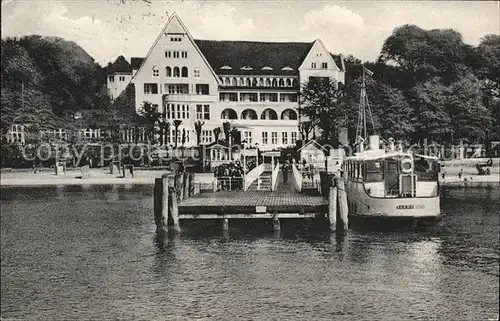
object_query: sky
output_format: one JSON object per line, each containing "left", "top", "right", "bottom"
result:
{"left": 2, "top": 0, "right": 499, "bottom": 65}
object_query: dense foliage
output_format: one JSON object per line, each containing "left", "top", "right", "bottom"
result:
{"left": 300, "top": 25, "right": 499, "bottom": 146}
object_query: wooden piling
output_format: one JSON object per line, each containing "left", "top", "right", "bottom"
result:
{"left": 328, "top": 176, "right": 337, "bottom": 232}
{"left": 273, "top": 215, "right": 281, "bottom": 231}
{"left": 222, "top": 218, "right": 229, "bottom": 231}
{"left": 154, "top": 177, "right": 168, "bottom": 233}
{"left": 168, "top": 184, "right": 181, "bottom": 233}
{"left": 188, "top": 172, "right": 194, "bottom": 197}
{"left": 176, "top": 173, "right": 184, "bottom": 201}
{"left": 183, "top": 172, "right": 189, "bottom": 200}
{"left": 336, "top": 177, "right": 349, "bottom": 230}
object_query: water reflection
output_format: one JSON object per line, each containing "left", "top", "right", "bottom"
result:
{"left": 1, "top": 185, "right": 498, "bottom": 321}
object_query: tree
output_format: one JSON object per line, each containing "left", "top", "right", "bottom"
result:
{"left": 408, "top": 78, "right": 452, "bottom": 143}
{"left": 213, "top": 127, "right": 221, "bottom": 143}
{"left": 447, "top": 72, "right": 492, "bottom": 142}
{"left": 222, "top": 122, "right": 231, "bottom": 145}
{"left": 138, "top": 101, "right": 160, "bottom": 145}
{"left": 299, "top": 77, "right": 346, "bottom": 141}
{"left": 173, "top": 120, "right": 182, "bottom": 149}
{"left": 299, "top": 121, "right": 314, "bottom": 141}
{"left": 194, "top": 120, "right": 205, "bottom": 146}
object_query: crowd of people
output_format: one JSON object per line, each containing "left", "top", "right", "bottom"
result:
{"left": 213, "top": 161, "right": 244, "bottom": 190}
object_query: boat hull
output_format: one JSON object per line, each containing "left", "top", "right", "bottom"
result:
{"left": 345, "top": 181, "right": 441, "bottom": 219}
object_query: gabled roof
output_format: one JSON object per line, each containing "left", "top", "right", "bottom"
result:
{"left": 194, "top": 40, "right": 313, "bottom": 76}
{"left": 107, "top": 56, "right": 132, "bottom": 74}
{"left": 330, "top": 54, "right": 345, "bottom": 71}
{"left": 298, "top": 139, "right": 327, "bottom": 152}
{"left": 130, "top": 57, "right": 144, "bottom": 70}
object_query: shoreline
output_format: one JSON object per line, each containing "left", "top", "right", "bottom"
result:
{"left": 1, "top": 170, "right": 498, "bottom": 188}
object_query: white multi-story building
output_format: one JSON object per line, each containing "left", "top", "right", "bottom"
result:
{"left": 109, "top": 12, "right": 345, "bottom": 150}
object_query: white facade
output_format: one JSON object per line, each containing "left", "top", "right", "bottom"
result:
{"left": 128, "top": 13, "right": 345, "bottom": 150}
{"left": 107, "top": 72, "right": 132, "bottom": 100}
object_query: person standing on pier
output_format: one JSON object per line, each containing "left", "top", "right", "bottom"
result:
{"left": 283, "top": 160, "right": 290, "bottom": 183}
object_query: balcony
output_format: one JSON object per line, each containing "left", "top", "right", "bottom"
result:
{"left": 163, "top": 94, "right": 217, "bottom": 102}
{"left": 219, "top": 101, "right": 298, "bottom": 109}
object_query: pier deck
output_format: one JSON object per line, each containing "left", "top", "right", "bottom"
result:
{"left": 178, "top": 172, "right": 328, "bottom": 218}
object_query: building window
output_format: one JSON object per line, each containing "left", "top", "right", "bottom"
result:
{"left": 153, "top": 67, "right": 159, "bottom": 77}
{"left": 119, "top": 76, "right": 125, "bottom": 81}
{"left": 181, "top": 51, "right": 188, "bottom": 58}
{"left": 170, "top": 37, "right": 182, "bottom": 42}
{"left": 280, "top": 93, "right": 297, "bottom": 102}
{"left": 181, "top": 67, "right": 188, "bottom": 77}
{"left": 108, "top": 76, "right": 114, "bottom": 82}
{"left": 201, "top": 130, "right": 212, "bottom": 144}
{"left": 173, "top": 51, "right": 179, "bottom": 58}
{"left": 196, "top": 105, "right": 210, "bottom": 120}
{"left": 282, "top": 132, "right": 288, "bottom": 145}
{"left": 271, "top": 132, "right": 277, "bottom": 144}
{"left": 196, "top": 105, "right": 202, "bottom": 119}
{"left": 144, "top": 83, "right": 158, "bottom": 94}
{"left": 311, "top": 63, "right": 317, "bottom": 68}
{"left": 291, "top": 132, "right": 297, "bottom": 144}
{"left": 165, "top": 51, "right": 171, "bottom": 58}
{"left": 219, "top": 92, "right": 238, "bottom": 102}
{"left": 244, "top": 131, "right": 252, "bottom": 144}
{"left": 166, "top": 84, "right": 188, "bottom": 94}
{"left": 260, "top": 93, "right": 277, "bottom": 102}
{"left": 322, "top": 62, "right": 328, "bottom": 69}
{"left": 239, "top": 93, "right": 258, "bottom": 102}
{"left": 166, "top": 67, "right": 172, "bottom": 77}
{"left": 195, "top": 84, "right": 209, "bottom": 95}
{"left": 262, "top": 132, "right": 268, "bottom": 145}
{"left": 173, "top": 67, "right": 180, "bottom": 77}
{"left": 194, "top": 68, "right": 200, "bottom": 77}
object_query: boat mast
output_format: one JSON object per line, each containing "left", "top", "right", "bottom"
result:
{"left": 355, "top": 64, "right": 376, "bottom": 150}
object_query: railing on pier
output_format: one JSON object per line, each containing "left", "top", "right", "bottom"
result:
{"left": 291, "top": 163, "right": 302, "bottom": 192}
{"left": 215, "top": 176, "right": 244, "bottom": 191}
{"left": 271, "top": 162, "right": 280, "bottom": 191}
{"left": 244, "top": 163, "right": 265, "bottom": 191}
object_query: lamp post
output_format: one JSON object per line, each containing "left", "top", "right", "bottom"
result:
{"left": 242, "top": 139, "right": 247, "bottom": 190}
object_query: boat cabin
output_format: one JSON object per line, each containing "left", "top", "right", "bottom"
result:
{"left": 343, "top": 153, "right": 439, "bottom": 198}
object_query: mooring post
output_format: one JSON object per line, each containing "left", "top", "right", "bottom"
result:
{"left": 273, "top": 215, "right": 281, "bottom": 231}
{"left": 154, "top": 177, "right": 168, "bottom": 233}
{"left": 336, "top": 177, "right": 349, "bottom": 230}
{"left": 176, "top": 173, "right": 184, "bottom": 201}
{"left": 328, "top": 175, "right": 337, "bottom": 232}
{"left": 222, "top": 218, "right": 229, "bottom": 232}
{"left": 168, "top": 180, "right": 181, "bottom": 233}
{"left": 188, "top": 172, "right": 194, "bottom": 197}
{"left": 183, "top": 172, "right": 189, "bottom": 200}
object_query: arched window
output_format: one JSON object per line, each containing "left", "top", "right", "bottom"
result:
{"left": 240, "top": 78, "right": 245, "bottom": 86}
{"left": 166, "top": 67, "right": 172, "bottom": 77}
{"left": 152, "top": 66, "right": 159, "bottom": 77}
{"left": 279, "top": 79, "right": 284, "bottom": 87}
{"left": 173, "top": 67, "right": 180, "bottom": 77}
{"left": 292, "top": 79, "right": 298, "bottom": 87}
{"left": 286, "top": 79, "right": 292, "bottom": 87}
{"left": 225, "top": 78, "right": 230, "bottom": 85}
{"left": 232, "top": 77, "right": 237, "bottom": 86}
{"left": 252, "top": 78, "right": 257, "bottom": 86}
{"left": 260, "top": 78, "right": 264, "bottom": 86}
{"left": 246, "top": 78, "right": 251, "bottom": 86}
{"left": 260, "top": 109, "right": 278, "bottom": 120}
{"left": 221, "top": 108, "right": 238, "bottom": 120}
{"left": 266, "top": 78, "right": 271, "bottom": 86}
{"left": 181, "top": 67, "right": 188, "bottom": 77}
{"left": 271, "top": 79, "right": 277, "bottom": 87}
{"left": 281, "top": 109, "right": 298, "bottom": 120}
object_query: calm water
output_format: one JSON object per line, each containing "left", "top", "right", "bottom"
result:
{"left": 1, "top": 185, "right": 498, "bottom": 321}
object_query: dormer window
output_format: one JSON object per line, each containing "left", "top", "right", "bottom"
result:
{"left": 281, "top": 67, "right": 293, "bottom": 71}
{"left": 262, "top": 66, "right": 273, "bottom": 71}
{"left": 241, "top": 66, "right": 253, "bottom": 71}
{"left": 220, "top": 65, "right": 232, "bottom": 70}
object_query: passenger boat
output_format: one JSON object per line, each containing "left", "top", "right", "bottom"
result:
{"left": 342, "top": 66, "right": 441, "bottom": 223}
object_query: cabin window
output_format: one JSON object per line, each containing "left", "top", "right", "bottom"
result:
{"left": 414, "top": 157, "right": 439, "bottom": 181}
{"left": 364, "top": 161, "right": 383, "bottom": 182}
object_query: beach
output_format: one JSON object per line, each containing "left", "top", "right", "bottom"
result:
{"left": 0, "top": 167, "right": 170, "bottom": 186}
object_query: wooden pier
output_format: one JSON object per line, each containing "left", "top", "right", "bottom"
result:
{"left": 153, "top": 171, "right": 348, "bottom": 234}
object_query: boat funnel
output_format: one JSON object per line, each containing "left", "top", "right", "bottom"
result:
{"left": 369, "top": 135, "right": 380, "bottom": 150}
